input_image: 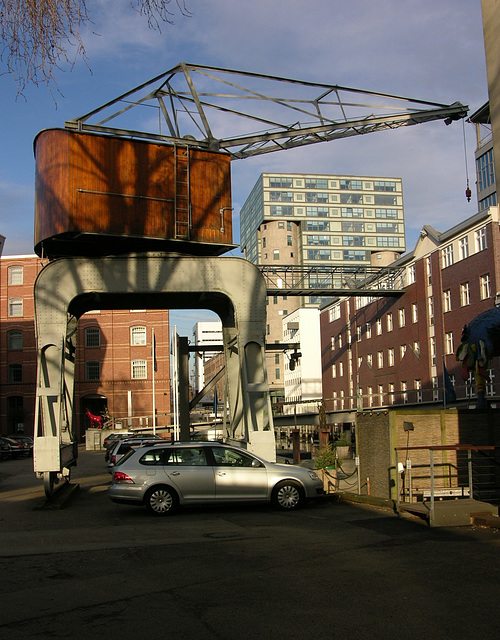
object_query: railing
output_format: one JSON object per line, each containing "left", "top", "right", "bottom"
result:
{"left": 394, "top": 445, "right": 497, "bottom": 521}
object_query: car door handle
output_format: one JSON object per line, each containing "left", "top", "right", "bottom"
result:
{"left": 217, "top": 471, "right": 226, "bottom": 477}
{"left": 170, "top": 471, "right": 181, "bottom": 476}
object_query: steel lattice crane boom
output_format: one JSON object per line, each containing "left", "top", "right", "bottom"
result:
{"left": 65, "top": 62, "right": 468, "bottom": 159}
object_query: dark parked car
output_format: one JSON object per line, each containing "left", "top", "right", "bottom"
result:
{"left": 0, "top": 436, "right": 31, "bottom": 459}
{"left": 7, "top": 435, "right": 33, "bottom": 456}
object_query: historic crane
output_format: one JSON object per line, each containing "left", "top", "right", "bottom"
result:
{"left": 33, "top": 63, "right": 467, "bottom": 496}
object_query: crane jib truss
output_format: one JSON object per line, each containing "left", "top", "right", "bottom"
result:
{"left": 64, "top": 63, "right": 468, "bottom": 160}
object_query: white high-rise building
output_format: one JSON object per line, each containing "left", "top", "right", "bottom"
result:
{"left": 240, "top": 172, "right": 406, "bottom": 399}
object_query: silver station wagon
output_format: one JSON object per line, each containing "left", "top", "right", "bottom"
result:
{"left": 108, "top": 442, "right": 324, "bottom": 515}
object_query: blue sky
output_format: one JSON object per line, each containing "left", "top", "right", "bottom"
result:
{"left": 0, "top": 0, "right": 488, "bottom": 335}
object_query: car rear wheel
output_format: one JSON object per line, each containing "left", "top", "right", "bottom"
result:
{"left": 271, "top": 480, "right": 305, "bottom": 510}
{"left": 144, "top": 485, "right": 179, "bottom": 516}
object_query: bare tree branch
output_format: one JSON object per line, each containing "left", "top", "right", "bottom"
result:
{"left": 0, "top": 0, "right": 191, "bottom": 97}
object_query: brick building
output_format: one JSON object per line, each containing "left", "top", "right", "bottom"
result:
{"left": 0, "top": 254, "right": 170, "bottom": 440}
{"left": 320, "top": 206, "right": 500, "bottom": 411}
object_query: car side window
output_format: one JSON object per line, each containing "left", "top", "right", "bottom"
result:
{"left": 139, "top": 449, "right": 168, "bottom": 465}
{"left": 165, "top": 448, "right": 208, "bottom": 466}
{"left": 211, "top": 447, "right": 259, "bottom": 467}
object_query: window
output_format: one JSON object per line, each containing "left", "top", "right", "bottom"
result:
{"left": 376, "top": 222, "right": 399, "bottom": 233}
{"left": 338, "top": 333, "right": 342, "bottom": 348}
{"left": 330, "top": 337, "right": 335, "bottom": 351}
{"left": 376, "top": 318, "right": 382, "bottom": 335}
{"left": 377, "top": 236, "right": 399, "bottom": 247}
{"left": 476, "top": 227, "right": 487, "bottom": 252}
{"left": 287, "top": 235, "right": 293, "bottom": 246}
{"left": 341, "top": 207, "right": 363, "bottom": 218}
{"left": 375, "top": 208, "right": 398, "bottom": 219}
{"left": 329, "top": 305, "right": 341, "bottom": 322}
{"left": 415, "top": 379, "right": 422, "bottom": 403}
{"left": 401, "top": 381, "right": 408, "bottom": 403}
{"left": 132, "top": 359, "right": 147, "bottom": 379}
{"left": 400, "top": 344, "right": 407, "bottom": 359}
{"left": 131, "top": 326, "right": 147, "bottom": 345}
{"left": 445, "top": 332, "right": 454, "bottom": 355}
{"left": 374, "top": 194, "right": 396, "bottom": 205}
{"left": 306, "top": 192, "right": 329, "bottom": 203}
{"left": 275, "top": 368, "right": 280, "bottom": 380}
{"left": 308, "top": 249, "right": 332, "bottom": 260}
{"left": 388, "top": 382, "right": 395, "bottom": 404}
{"left": 308, "top": 235, "right": 331, "bottom": 245}
{"left": 388, "top": 348, "right": 395, "bottom": 367}
{"left": 428, "top": 297, "right": 434, "bottom": 326}
{"left": 398, "top": 307, "right": 405, "bottom": 327}
{"left": 8, "top": 298, "right": 23, "bottom": 317}
{"left": 480, "top": 274, "right": 491, "bottom": 300}
{"left": 477, "top": 148, "right": 495, "bottom": 192}
{"left": 443, "top": 289, "right": 452, "bottom": 312}
{"left": 332, "top": 364, "right": 337, "bottom": 378}
{"left": 367, "top": 354, "right": 373, "bottom": 367}
{"left": 426, "top": 257, "right": 432, "bottom": 285}
{"left": 374, "top": 181, "right": 396, "bottom": 192}
{"left": 8, "top": 265, "right": 23, "bottom": 285}
{"left": 85, "top": 327, "right": 100, "bottom": 348}
{"left": 270, "top": 205, "right": 294, "bottom": 216}
{"left": 340, "top": 179, "right": 362, "bottom": 190}
{"left": 407, "top": 264, "right": 416, "bottom": 285}
{"left": 356, "top": 326, "right": 362, "bottom": 342}
{"left": 306, "top": 206, "right": 329, "bottom": 217}
{"left": 269, "top": 177, "right": 293, "bottom": 188}
{"left": 85, "top": 361, "right": 100, "bottom": 381}
{"left": 377, "top": 351, "right": 384, "bottom": 369}
{"left": 413, "top": 341, "right": 420, "bottom": 356}
{"left": 460, "top": 282, "right": 470, "bottom": 306}
{"left": 442, "top": 245, "right": 454, "bottom": 268}
{"left": 411, "top": 303, "right": 418, "bottom": 323}
{"left": 343, "top": 250, "right": 367, "bottom": 261}
{"left": 305, "top": 178, "right": 328, "bottom": 189}
{"left": 459, "top": 236, "right": 469, "bottom": 260}
{"left": 378, "top": 384, "right": 384, "bottom": 405}
{"left": 8, "top": 330, "right": 23, "bottom": 350}
{"left": 262, "top": 237, "right": 266, "bottom": 248}
{"left": 270, "top": 191, "right": 293, "bottom": 202}
{"left": 8, "top": 364, "right": 23, "bottom": 383}
{"left": 343, "top": 236, "right": 364, "bottom": 246}
{"left": 274, "top": 354, "right": 280, "bottom": 365}
{"left": 340, "top": 193, "right": 362, "bottom": 204}
{"left": 430, "top": 337, "right": 436, "bottom": 366}
{"left": 342, "top": 221, "right": 364, "bottom": 232}
{"left": 366, "top": 323, "right": 372, "bottom": 339}
{"left": 307, "top": 220, "right": 330, "bottom": 232}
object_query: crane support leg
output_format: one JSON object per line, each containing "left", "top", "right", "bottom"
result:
{"left": 33, "top": 255, "right": 275, "bottom": 495}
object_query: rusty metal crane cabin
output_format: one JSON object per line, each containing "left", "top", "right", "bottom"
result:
{"left": 33, "top": 63, "right": 468, "bottom": 496}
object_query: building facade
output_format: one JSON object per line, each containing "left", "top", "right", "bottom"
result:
{"left": 320, "top": 206, "right": 500, "bottom": 412}
{"left": 192, "top": 320, "right": 223, "bottom": 400}
{"left": 240, "top": 172, "right": 406, "bottom": 397}
{"left": 283, "top": 307, "right": 322, "bottom": 415}
{"left": 0, "top": 255, "right": 171, "bottom": 439}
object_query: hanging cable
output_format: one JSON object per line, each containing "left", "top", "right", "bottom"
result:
{"left": 463, "top": 118, "right": 472, "bottom": 202}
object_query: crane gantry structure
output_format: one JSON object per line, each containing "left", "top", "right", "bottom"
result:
{"left": 34, "top": 63, "right": 468, "bottom": 496}
{"left": 65, "top": 62, "right": 468, "bottom": 159}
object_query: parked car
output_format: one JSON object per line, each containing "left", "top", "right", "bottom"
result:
{"left": 108, "top": 442, "right": 325, "bottom": 515}
{"left": 0, "top": 438, "right": 11, "bottom": 460}
{"left": 7, "top": 435, "right": 34, "bottom": 456}
{"left": 107, "top": 437, "right": 164, "bottom": 470}
{"left": 0, "top": 436, "right": 31, "bottom": 458}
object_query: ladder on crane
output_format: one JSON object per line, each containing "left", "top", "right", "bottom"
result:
{"left": 174, "top": 146, "right": 191, "bottom": 240}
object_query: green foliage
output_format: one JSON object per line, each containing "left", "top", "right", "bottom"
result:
{"left": 314, "top": 444, "right": 337, "bottom": 470}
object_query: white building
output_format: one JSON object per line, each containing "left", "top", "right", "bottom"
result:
{"left": 191, "top": 320, "right": 223, "bottom": 396}
{"left": 283, "top": 307, "right": 322, "bottom": 415}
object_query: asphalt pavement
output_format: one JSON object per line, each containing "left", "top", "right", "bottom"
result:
{"left": 0, "top": 447, "right": 499, "bottom": 639}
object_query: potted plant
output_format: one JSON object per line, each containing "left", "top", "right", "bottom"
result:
{"left": 334, "top": 436, "right": 350, "bottom": 460}
{"left": 314, "top": 444, "right": 338, "bottom": 493}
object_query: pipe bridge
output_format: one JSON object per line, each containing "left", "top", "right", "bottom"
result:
{"left": 258, "top": 264, "right": 406, "bottom": 297}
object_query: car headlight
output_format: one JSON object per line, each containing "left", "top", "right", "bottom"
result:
{"left": 308, "top": 471, "right": 320, "bottom": 481}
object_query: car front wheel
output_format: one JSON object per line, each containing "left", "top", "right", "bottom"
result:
{"left": 144, "top": 485, "right": 179, "bottom": 516}
{"left": 271, "top": 480, "right": 305, "bottom": 510}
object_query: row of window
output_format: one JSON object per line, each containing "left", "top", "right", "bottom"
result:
{"left": 328, "top": 274, "right": 491, "bottom": 328}
{"left": 6, "top": 359, "right": 151, "bottom": 383}
{"left": 267, "top": 177, "right": 397, "bottom": 192}
{"left": 5, "top": 326, "right": 152, "bottom": 347}
{"left": 268, "top": 192, "right": 398, "bottom": 206}
{"left": 441, "top": 227, "right": 487, "bottom": 269}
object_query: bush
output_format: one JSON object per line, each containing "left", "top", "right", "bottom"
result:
{"left": 314, "top": 444, "right": 337, "bottom": 469}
